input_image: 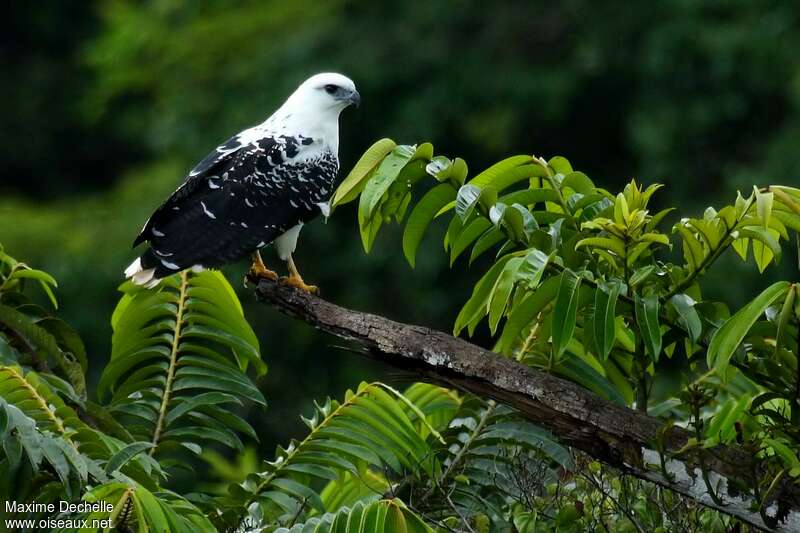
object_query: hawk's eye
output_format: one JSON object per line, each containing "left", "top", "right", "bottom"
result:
{"left": 323, "top": 84, "right": 338, "bottom": 94}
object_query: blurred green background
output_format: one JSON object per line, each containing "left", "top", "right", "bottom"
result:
{"left": 1, "top": 0, "right": 798, "bottom": 456}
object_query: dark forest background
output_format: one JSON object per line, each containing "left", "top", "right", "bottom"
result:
{"left": 2, "top": 0, "right": 798, "bottom": 460}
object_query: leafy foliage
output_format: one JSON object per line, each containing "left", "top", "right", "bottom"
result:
{"left": 99, "top": 271, "right": 266, "bottom": 461}
{"left": 3, "top": 134, "right": 800, "bottom": 530}
{"left": 220, "top": 382, "right": 440, "bottom": 527}
{"left": 1, "top": 247, "right": 478, "bottom": 531}
{"left": 0, "top": 249, "right": 254, "bottom": 530}
{"left": 335, "top": 140, "right": 800, "bottom": 528}
{"left": 267, "top": 498, "right": 432, "bottom": 533}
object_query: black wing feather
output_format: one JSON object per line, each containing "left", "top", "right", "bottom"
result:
{"left": 134, "top": 132, "right": 338, "bottom": 278}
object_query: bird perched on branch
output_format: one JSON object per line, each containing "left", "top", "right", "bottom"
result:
{"left": 124, "top": 73, "right": 359, "bottom": 293}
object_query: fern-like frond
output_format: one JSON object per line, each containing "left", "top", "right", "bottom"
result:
{"left": 401, "top": 383, "right": 461, "bottom": 435}
{"left": 56, "top": 480, "right": 216, "bottom": 533}
{"left": 0, "top": 247, "right": 86, "bottom": 392}
{"left": 257, "top": 499, "right": 431, "bottom": 533}
{"left": 0, "top": 365, "right": 83, "bottom": 438}
{"left": 0, "top": 398, "right": 97, "bottom": 499}
{"left": 421, "top": 399, "right": 572, "bottom": 527}
{"left": 319, "top": 469, "right": 388, "bottom": 514}
{"left": 0, "top": 365, "right": 162, "bottom": 492}
{"left": 222, "top": 382, "right": 440, "bottom": 529}
{"left": 99, "top": 271, "right": 265, "bottom": 461}
{"left": 0, "top": 303, "right": 87, "bottom": 397}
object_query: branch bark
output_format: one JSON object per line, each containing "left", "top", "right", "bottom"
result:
{"left": 254, "top": 279, "right": 800, "bottom": 531}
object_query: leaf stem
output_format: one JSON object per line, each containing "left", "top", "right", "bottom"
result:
{"left": 9, "top": 366, "right": 66, "bottom": 434}
{"left": 150, "top": 271, "right": 189, "bottom": 455}
{"left": 420, "top": 400, "right": 496, "bottom": 503}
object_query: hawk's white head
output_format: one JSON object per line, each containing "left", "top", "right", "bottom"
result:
{"left": 265, "top": 73, "right": 359, "bottom": 154}
{"left": 287, "top": 73, "right": 360, "bottom": 112}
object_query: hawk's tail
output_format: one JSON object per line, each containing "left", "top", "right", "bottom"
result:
{"left": 125, "top": 249, "right": 205, "bottom": 288}
{"left": 124, "top": 251, "right": 161, "bottom": 289}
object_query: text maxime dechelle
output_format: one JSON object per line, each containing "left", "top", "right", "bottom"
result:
{"left": 5, "top": 500, "right": 114, "bottom": 529}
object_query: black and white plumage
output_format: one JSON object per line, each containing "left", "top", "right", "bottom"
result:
{"left": 124, "top": 73, "right": 359, "bottom": 288}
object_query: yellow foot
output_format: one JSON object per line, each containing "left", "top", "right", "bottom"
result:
{"left": 246, "top": 263, "right": 279, "bottom": 285}
{"left": 279, "top": 275, "right": 319, "bottom": 294}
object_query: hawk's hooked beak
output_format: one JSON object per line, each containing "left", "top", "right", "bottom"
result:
{"left": 348, "top": 89, "right": 361, "bottom": 108}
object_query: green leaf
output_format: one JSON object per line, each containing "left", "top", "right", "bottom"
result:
{"left": 103, "top": 271, "right": 265, "bottom": 457}
{"left": 675, "top": 224, "right": 705, "bottom": 271}
{"left": 359, "top": 145, "right": 418, "bottom": 224}
{"left": 455, "top": 184, "right": 482, "bottom": 220}
{"left": 548, "top": 156, "right": 573, "bottom": 175}
{"left": 775, "top": 285, "right": 797, "bottom": 355}
{"left": 105, "top": 441, "right": 155, "bottom": 474}
{"left": 556, "top": 357, "right": 625, "bottom": 405}
{"left": 333, "top": 138, "right": 397, "bottom": 206}
{"left": 738, "top": 226, "right": 781, "bottom": 272}
{"left": 593, "top": 282, "right": 620, "bottom": 359}
{"left": 561, "top": 171, "right": 594, "bottom": 194}
{"left": 227, "top": 384, "right": 436, "bottom": 525}
{"left": 359, "top": 207, "right": 383, "bottom": 253}
{"left": 635, "top": 294, "right": 661, "bottom": 361}
{"left": 516, "top": 249, "right": 551, "bottom": 289}
{"left": 468, "top": 155, "right": 533, "bottom": 188}
{"left": 37, "top": 317, "right": 88, "bottom": 373}
{"left": 707, "top": 281, "right": 790, "bottom": 373}
{"left": 450, "top": 217, "right": 492, "bottom": 266}
{"left": 402, "top": 183, "right": 457, "bottom": 267}
{"left": 469, "top": 227, "right": 505, "bottom": 264}
{"left": 575, "top": 237, "right": 626, "bottom": 258}
{"left": 629, "top": 265, "right": 655, "bottom": 288}
{"left": 8, "top": 269, "right": 59, "bottom": 308}
{"left": 0, "top": 304, "right": 66, "bottom": 370}
{"left": 498, "top": 276, "right": 560, "bottom": 355}
{"left": 454, "top": 255, "right": 514, "bottom": 336}
{"left": 485, "top": 249, "right": 551, "bottom": 334}
{"left": 669, "top": 294, "right": 702, "bottom": 343}
{"left": 165, "top": 392, "right": 241, "bottom": 427}
{"left": 756, "top": 188, "right": 774, "bottom": 228}
{"left": 449, "top": 157, "right": 469, "bottom": 185}
{"left": 552, "top": 270, "right": 582, "bottom": 357}
{"left": 765, "top": 439, "right": 800, "bottom": 469}
{"left": 8, "top": 267, "right": 58, "bottom": 288}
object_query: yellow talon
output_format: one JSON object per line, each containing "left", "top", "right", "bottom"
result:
{"left": 280, "top": 254, "right": 319, "bottom": 294}
{"left": 246, "top": 250, "right": 278, "bottom": 284}
{"left": 279, "top": 275, "right": 319, "bottom": 294}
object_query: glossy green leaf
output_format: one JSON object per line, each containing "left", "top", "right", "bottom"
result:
{"left": 635, "top": 294, "right": 661, "bottom": 361}
{"left": 105, "top": 441, "right": 155, "bottom": 474}
{"left": 498, "top": 276, "right": 560, "bottom": 355}
{"left": 552, "top": 270, "right": 582, "bottom": 357}
{"left": 707, "top": 281, "right": 790, "bottom": 373}
{"left": 468, "top": 155, "right": 533, "bottom": 188}
{"left": 561, "top": 171, "right": 594, "bottom": 194}
{"left": 593, "top": 282, "right": 620, "bottom": 359}
{"left": 775, "top": 285, "right": 797, "bottom": 355}
{"left": 755, "top": 188, "right": 774, "bottom": 228}
{"left": 669, "top": 294, "right": 702, "bottom": 343}
{"left": 333, "top": 138, "right": 396, "bottom": 206}
{"left": 402, "top": 183, "right": 457, "bottom": 267}
{"left": 454, "top": 255, "right": 514, "bottom": 336}
{"left": 556, "top": 357, "right": 625, "bottom": 405}
{"left": 738, "top": 226, "right": 781, "bottom": 272}
{"left": 359, "top": 144, "right": 418, "bottom": 224}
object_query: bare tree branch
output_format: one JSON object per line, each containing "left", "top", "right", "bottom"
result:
{"left": 254, "top": 279, "right": 800, "bottom": 531}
